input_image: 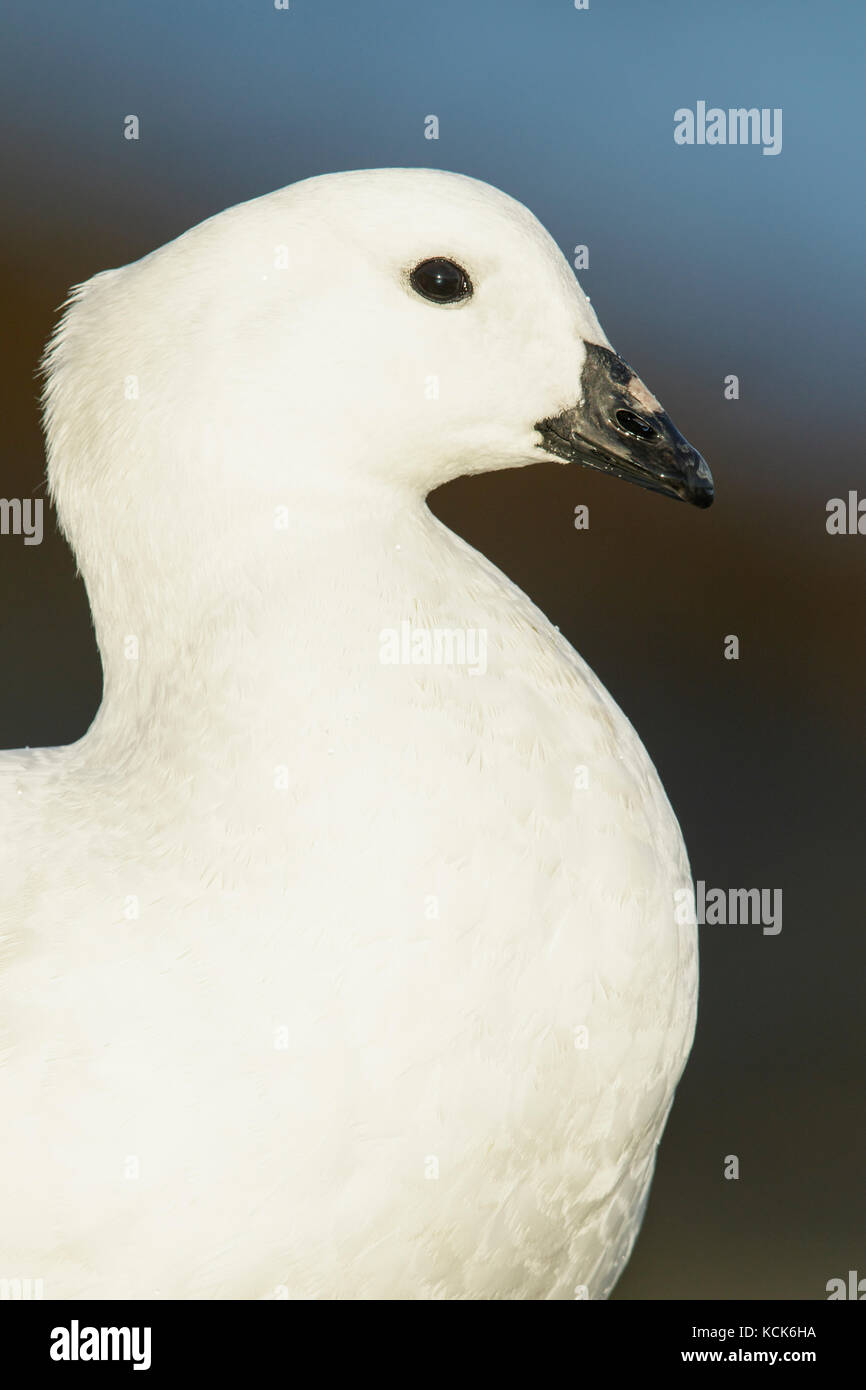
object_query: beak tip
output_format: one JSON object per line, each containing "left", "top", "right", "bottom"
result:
{"left": 686, "top": 454, "right": 715, "bottom": 508}
{"left": 690, "top": 485, "right": 714, "bottom": 509}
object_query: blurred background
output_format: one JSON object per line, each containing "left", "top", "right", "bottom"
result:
{"left": 1, "top": 0, "right": 863, "bottom": 1299}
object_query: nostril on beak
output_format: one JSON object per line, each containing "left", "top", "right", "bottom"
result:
{"left": 615, "top": 408, "right": 657, "bottom": 441}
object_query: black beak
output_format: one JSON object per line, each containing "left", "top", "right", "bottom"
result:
{"left": 535, "top": 343, "right": 714, "bottom": 509}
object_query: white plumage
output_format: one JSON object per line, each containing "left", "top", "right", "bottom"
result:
{"left": 0, "top": 169, "right": 701, "bottom": 1299}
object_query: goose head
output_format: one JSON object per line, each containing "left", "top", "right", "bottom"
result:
{"left": 42, "top": 169, "right": 712, "bottom": 680}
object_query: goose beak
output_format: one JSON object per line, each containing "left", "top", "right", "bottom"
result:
{"left": 535, "top": 343, "right": 714, "bottom": 508}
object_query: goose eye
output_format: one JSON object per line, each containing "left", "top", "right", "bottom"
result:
{"left": 409, "top": 258, "right": 472, "bottom": 304}
{"left": 615, "top": 408, "right": 657, "bottom": 441}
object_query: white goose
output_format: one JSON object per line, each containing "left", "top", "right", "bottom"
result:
{"left": 0, "top": 169, "right": 712, "bottom": 1300}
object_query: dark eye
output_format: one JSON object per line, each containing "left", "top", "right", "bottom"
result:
{"left": 615, "top": 408, "right": 657, "bottom": 441}
{"left": 409, "top": 257, "right": 472, "bottom": 304}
